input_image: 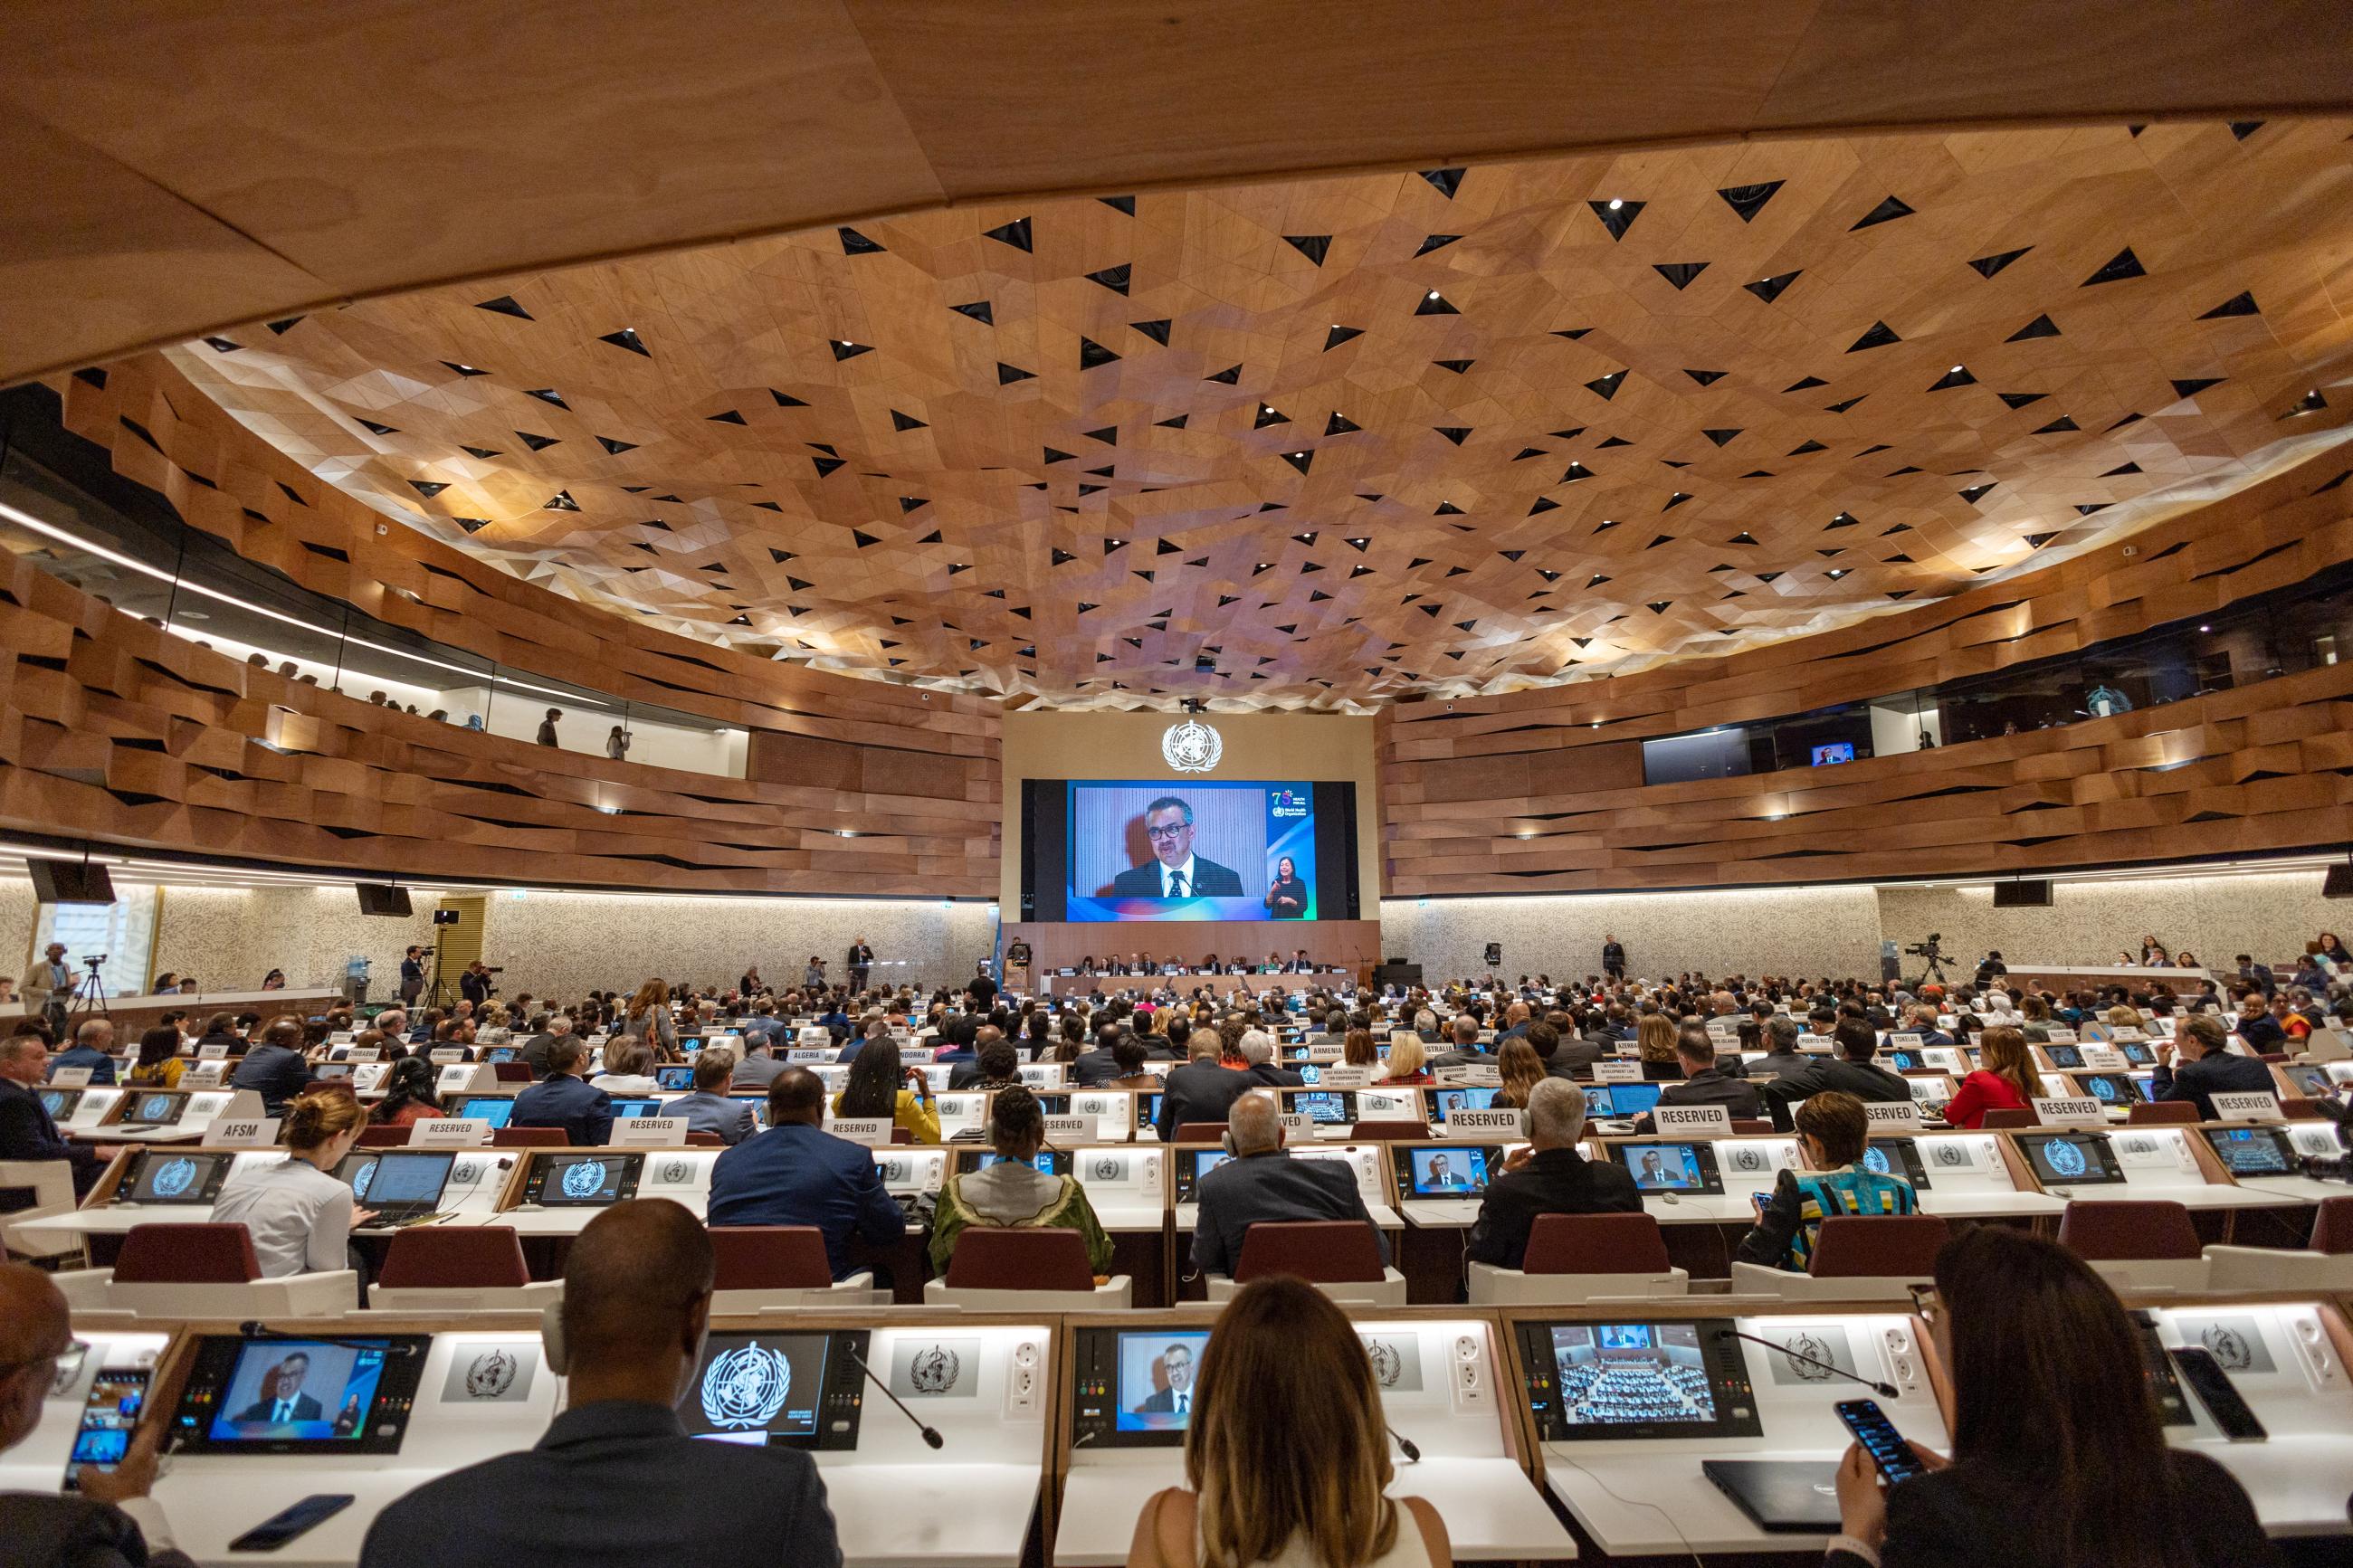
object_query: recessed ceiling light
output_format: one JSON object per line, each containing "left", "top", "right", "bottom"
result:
{"left": 2198, "top": 623, "right": 2212, "bottom": 632}
{"left": 1426, "top": 290, "right": 1440, "bottom": 299}
{"left": 1949, "top": 365, "right": 1964, "bottom": 374}
{"left": 1607, "top": 198, "right": 1624, "bottom": 211}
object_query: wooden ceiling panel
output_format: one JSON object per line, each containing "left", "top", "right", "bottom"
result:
{"left": 159, "top": 122, "right": 2353, "bottom": 708}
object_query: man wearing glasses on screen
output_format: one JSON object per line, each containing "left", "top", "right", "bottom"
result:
{"left": 1112, "top": 798, "right": 1244, "bottom": 898}
{"left": 1129, "top": 1342, "right": 1196, "bottom": 1421}
{"left": 0, "top": 1263, "right": 194, "bottom": 1565}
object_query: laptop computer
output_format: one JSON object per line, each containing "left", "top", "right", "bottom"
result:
{"left": 338, "top": 1150, "right": 458, "bottom": 1224}
{"left": 1701, "top": 1459, "right": 1844, "bottom": 1532}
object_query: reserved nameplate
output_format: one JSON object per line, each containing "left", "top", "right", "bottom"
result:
{"left": 2033, "top": 1098, "right": 2106, "bottom": 1128}
{"left": 50, "top": 1067, "right": 92, "bottom": 1088}
{"left": 612, "top": 1117, "right": 689, "bottom": 1146}
{"left": 1862, "top": 1100, "right": 1924, "bottom": 1132}
{"left": 2209, "top": 1091, "right": 2282, "bottom": 1124}
{"left": 1653, "top": 1103, "right": 1734, "bottom": 1137}
{"left": 1275, "top": 1112, "right": 1314, "bottom": 1134}
{"left": 411, "top": 1117, "right": 492, "bottom": 1146}
{"left": 210, "top": 1117, "right": 281, "bottom": 1148}
{"left": 1043, "top": 1115, "right": 1092, "bottom": 1143}
{"left": 828, "top": 1117, "right": 891, "bottom": 1146}
{"left": 1594, "top": 1060, "right": 1642, "bottom": 1084}
{"left": 196, "top": 1042, "right": 232, "bottom": 1060}
{"left": 1443, "top": 1107, "right": 1525, "bottom": 1136}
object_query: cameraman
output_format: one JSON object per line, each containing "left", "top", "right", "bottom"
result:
{"left": 1974, "top": 948, "right": 2007, "bottom": 987}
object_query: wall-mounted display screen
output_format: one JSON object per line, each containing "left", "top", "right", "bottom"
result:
{"left": 1022, "top": 778, "right": 1359, "bottom": 922}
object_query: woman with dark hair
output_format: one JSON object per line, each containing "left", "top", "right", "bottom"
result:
{"left": 2317, "top": 931, "right": 2349, "bottom": 969}
{"left": 1829, "top": 1228, "right": 2274, "bottom": 1568}
{"left": 972, "top": 1038, "right": 1024, "bottom": 1093}
{"left": 1107, "top": 1035, "right": 1158, "bottom": 1091}
{"left": 1263, "top": 855, "right": 1309, "bottom": 919}
{"left": 1735, "top": 1090, "right": 1915, "bottom": 1272}
{"left": 1342, "top": 1028, "right": 1380, "bottom": 1069}
{"left": 929, "top": 1085, "right": 1112, "bottom": 1276}
{"left": 122, "top": 1025, "right": 185, "bottom": 1088}
{"left": 260, "top": 968, "right": 287, "bottom": 991}
{"left": 834, "top": 1038, "right": 938, "bottom": 1144}
{"left": 370, "top": 1056, "right": 444, "bottom": 1127}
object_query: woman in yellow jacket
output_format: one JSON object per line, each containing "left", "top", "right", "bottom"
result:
{"left": 832, "top": 1038, "right": 940, "bottom": 1143}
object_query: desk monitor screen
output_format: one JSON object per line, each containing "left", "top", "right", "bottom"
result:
{"left": 678, "top": 1331, "right": 865, "bottom": 1451}
{"left": 172, "top": 1335, "right": 429, "bottom": 1455}
{"left": 62, "top": 1366, "right": 149, "bottom": 1490}
{"left": 123, "top": 1092, "right": 186, "bottom": 1126}
{"left": 344, "top": 1151, "right": 455, "bottom": 1209}
{"left": 1290, "top": 1089, "right": 1356, "bottom": 1126}
{"left": 1860, "top": 1137, "right": 1932, "bottom": 1191}
{"left": 485, "top": 1046, "right": 520, "bottom": 1065}
{"left": 2117, "top": 1041, "right": 2157, "bottom": 1066}
{"left": 1426, "top": 1087, "right": 1499, "bottom": 1120}
{"left": 1519, "top": 1320, "right": 1760, "bottom": 1442}
{"left": 1072, "top": 1327, "right": 1214, "bottom": 1445}
{"left": 1136, "top": 1093, "right": 1165, "bottom": 1132}
{"left": 1394, "top": 1144, "right": 1497, "bottom": 1197}
{"left": 456, "top": 1096, "right": 516, "bottom": 1127}
{"left": 1172, "top": 1149, "right": 1234, "bottom": 1203}
{"left": 2043, "top": 1043, "right": 2085, "bottom": 1069}
{"left": 526, "top": 1152, "right": 642, "bottom": 1206}
{"left": 2202, "top": 1126, "right": 2297, "bottom": 1176}
{"left": 965, "top": 1150, "right": 1065, "bottom": 1175}
{"left": 1598, "top": 1082, "right": 1663, "bottom": 1117}
{"left": 655, "top": 1065, "right": 696, "bottom": 1090}
{"left": 607, "top": 1098, "right": 667, "bottom": 1120}
{"left": 39, "top": 1088, "right": 81, "bottom": 1120}
{"left": 2076, "top": 1072, "right": 2135, "bottom": 1106}
{"left": 1610, "top": 1141, "right": 1724, "bottom": 1195}
{"left": 125, "top": 1149, "right": 233, "bottom": 1205}
{"left": 2018, "top": 1133, "right": 2128, "bottom": 1186}
{"left": 1883, "top": 1050, "right": 1927, "bottom": 1073}
{"left": 311, "top": 1061, "right": 355, "bottom": 1081}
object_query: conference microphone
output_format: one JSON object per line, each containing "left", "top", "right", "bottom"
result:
{"left": 841, "top": 1343, "right": 945, "bottom": 1449}
{"left": 1386, "top": 1424, "right": 1421, "bottom": 1463}
{"left": 236, "top": 1322, "right": 421, "bottom": 1357}
{"left": 1731, "top": 1331, "right": 1897, "bottom": 1400}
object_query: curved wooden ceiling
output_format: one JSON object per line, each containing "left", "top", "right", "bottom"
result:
{"left": 5, "top": 2, "right": 2352, "bottom": 385}
{"left": 169, "top": 120, "right": 2353, "bottom": 707}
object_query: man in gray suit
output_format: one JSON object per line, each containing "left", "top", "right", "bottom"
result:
{"left": 666, "top": 1051, "right": 757, "bottom": 1145}
{"left": 1428, "top": 1014, "right": 1489, "bottom": 1070}
{"left": 728, "top": 1029, "right": 786, "bottom": 1090}
{"left": 1190, "top": 1092, "right": 1387, "bottom": 1278}
{"left": 1745, "top": 1016, "right": 1815, "bottom": 1082}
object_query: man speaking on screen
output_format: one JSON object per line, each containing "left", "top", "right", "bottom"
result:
{"left": 1111, "top": 796, "right": 1244, "bottom": 898}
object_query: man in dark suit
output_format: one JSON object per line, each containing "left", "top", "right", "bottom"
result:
{"left": 510, "top": 1038, "right": 614, "bottom": 1146}
{"left": 1602, "top": 935, "right": 1627, "bottom": 981}
{"left": 1110, "top": 796, "right": 1243, "bottom": 898}
{"left": 2153, "top": 1014, "right": 2279, "bottom": 1120}
{"left": 1071, "top": 1023, "right": 1132, "bottom": 1087}
{"left": 1532, "top": 1021, "right": 1599, "bottom": 1081}
{"left": 706, "top": 1069, "right": 904, "bottom": 1278}
{"left": 1464, "top": 1079, "right": 1642, "bottom": 1269}
{"left": 52, "top": 1019, "right": 119, "bottom": 1085}
{"left": 1429, "top": 1015, "right": 1489, "bottom": 1069}
{"left": 1634, "top": 1030, "right": 1761, "bottom": 1131}
{"left": 1155, "top": 1039, "right": 1254, "bottom": 1141}
{"left": 1757, "top": 1018, "right": 1913, "bottom": 1131}
{"left": 1745, "top": 1016, "right": 1816, "bottom": 1082}
{"left": 1239, "top": 1032, "right": 1302, "bottom": 1088}
{"left": 1128, "top": 1339, "right": 1196, "bottom": 1419}
{"left": 0, "top": 1037, "right": 109, "bottom": 1199}
{"left": 0, "top": 1263, "right": 196, "bottom": 1565}
{"left": 233, "top": 1353, "right": 324, "bottom": 1425}
{"left": 847, "top": 938, "right": 874, "bottom": 992}
{"left": 229, "top": 1017, "right": 311, "bottom": 1116}
{"left": 358, "top": 1200, "right": 840, "bottom": 1568}
{"left": 1191, "top": 1092, "right": 1387, "bottom": 1277}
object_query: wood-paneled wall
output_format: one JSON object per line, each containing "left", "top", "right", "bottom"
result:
{"left": 0, "top": 556, "right": 997, "bottom": 897}
{"left": 1380, "top": 442, "right": 2353, "bottom": 894}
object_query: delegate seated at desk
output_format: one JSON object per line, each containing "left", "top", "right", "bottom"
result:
{"left": 0, "top": 1263, "right": 196, "bottom": 1568}
{"left": 227, "top": 1017, "right": 311, "bottom": 1116}
{"left": 668, "top": 1050, "right": 757, "bottom": 1145}
{"left": 1757, "top": 1018, "right": 1913, "bottom": 1131}
{"left": 0, "top": 1035, "right": 109, "bottom": 1199}
{"left": 360, "top": 1201, "right": 842, "bottom": 1568}
{"left": 1631, "top": 1027, "right": 1760, "bottom": 1131}
{"left": 1156, "top": 1039, "right": 1253, "bottom": 1142}
{"left": 2151, "top": 1014, "right": 2277, "bottom": 1120}
{"left": 1824, "top": 1228, "right": 2273, "bottom": 1568}
{"left": 1190, "top": 1091, "right": 1386, "bottom": 1278}
{"left": 1464, "top": 1079, "right": 1641, "bottom": 1269}
{"left": 705, "top": 1068, "right": 904, "bottom": 1279}
{"left": 1735, "top": 1091, "right": 1914, "bottom": 1273}
{"left": 510, "top": 1037, "right": 615, "bottom": 1146}
{"left": 929, "top": 1085, "right": 1112, "bottom": 1275}
{"left": 51, "top": 1020, "right": 119, "bottom": 1086}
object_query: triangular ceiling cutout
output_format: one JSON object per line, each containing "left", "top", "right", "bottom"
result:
{"left": 837, "top": 226, "right": 885, "bottom": 254}
{"left": 1716, "top": 180, "right": 1784, "bottom": 222}
{"left": 1967, "top": 246, "right": 2032, "bottom": 279}
{"left": 891, "top": 409, "right": 928, "bottom": 431}
{"left": 1415, "top": 290, "right": 1460, "bottom": 315}
{"left": 1078, "top": 337, "right": 1120, "bottom": 369}
{"left": 2169, "top": 377, "right": 2224, "bottom": 400}
{"left": 1130, "top": 318, "right": 1172, "bottom": 345}
{"left": 1851, "top": 195, "right": 1915, "bottom": 230}
{"left": 1848, "top": 320, "right": 1901, "bottom": 352}
{"left": 1587, "top": 198, "right": 1643, "bottom": 240}
{"left": 1744, "top": 270, "right": 1802, "bottom": 304}
{"left": 598, "top": 328, "right": 648, "bottom": 356}
{"left": 1434, "top": 426, "right": 1471, "bottom": 445}
{"left": 1419, "top": 167, "right": 1464, "bottom": 198}
{"left": 949, "top": 299, "right": 995, "bottom": 325}
{"left": 2007, "top": 313, "right": 2062, "bottom": 342}
{"left": 1324, "top": 325, "right": 1363, "bottom": 351}
{"left": 996, "top": 361, "right": 1034, "bottom": 384}
{"left": 1085, "top": 263, "right": 1132, "bottom": 295}
{"left": 1700, "top": 428, "right": 1741, "bottom": 447}
{"left": 1416, "top": 233, "right": 1460, "bottom": 256}
{"left": 1685, "top": 368, "right": 1727, "bottom": 386}
{"left": 1324, "top": 412, "right": 1359, "bottom": 436}
{"left": 2199, "top": 290, "right": 2259, "bottom": 319}
{"left": 2082, "top": 247, "right": 2145, "bottom": 285}
{"left": 1653, "top": 261, "right": 1709, "bottom": 290}
{"left": 475, "top": 294, "right": 532, "bottom": 319}
{"left": 1585, "top": 369, "right": 1628, "bottom": 400}
{"left": 983, "top": 216, "right": 1034, "bottom": 252}
{"left": 1283, "top": 233, "right": 1332, "bottom": 266}
{"left": 1205, "top": 365, "right": 1242, "bottom": 385}
{"left": 1099, "top": 195, "right": 1136, "bottom": 215}
{"left": 1254, "top": 403, "right": 1290, "bottom": 429}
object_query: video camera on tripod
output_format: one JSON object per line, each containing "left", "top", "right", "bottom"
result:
{"left": 1901, "top": 933, "right": 1951, "bottom": 986}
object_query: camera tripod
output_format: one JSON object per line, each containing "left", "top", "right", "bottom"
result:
{"left": 421, "top": 925, "right": 457, "bottom": 1011}
{"left": 70, "top": 957, "right": 110, "bottom": 1018}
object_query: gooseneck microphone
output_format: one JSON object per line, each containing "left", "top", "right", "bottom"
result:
{"left": 1732, "top": 1330, "right": 1898, "bottom": 1400}
{"left": 841, "top": 1343, "right": 945, "bottom": 1449}
{"left": 1386, "top": 1424, "right": 1421, "bottom": 1463}
{"left": 236, "top": 1322, "right": 422, "bottom": 1357}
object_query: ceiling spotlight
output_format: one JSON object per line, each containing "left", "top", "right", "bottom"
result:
{"left": 1828, "top": 568, "right": 1847, "bottom": 578}
{"left": 2198, "top": 623, "right": 2213, "bottom": 632}
{"left": 1949, "top": 365, "right": 1964, "bottom": 374}
{"left": 1426, "top": 290, "right": 1440, "bottom": 299}
{"left": 1607, "top": 198, "right": 1624, "bottom": 211}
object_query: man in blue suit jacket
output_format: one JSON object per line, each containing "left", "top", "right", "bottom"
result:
{"left": 706, "top": 1068, "right": 904, "bottom": 1278}
{"left": 510, "top": 1038, "right": 614, "bottom": 1146}
{"left": 51, "top": 1020, "right": 119, "bottom": 1086}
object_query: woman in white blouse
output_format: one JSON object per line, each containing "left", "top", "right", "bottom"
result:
{"left": 588, "top": 1039, "right": 662, "bottom": 1097}
{"left": 211, "top": 1091, "right": 373, "bottom": 1278}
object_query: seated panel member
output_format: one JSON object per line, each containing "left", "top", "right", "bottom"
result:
{"left": 929, "top": 1086, "right": 1113, "bottom": 1275}
{"left": 1632, "top": 1028, "right": 1760, "bottom": 1131}
{"left": 706, "top": 1068, "right": 903, "bottom": 1279}
{"left": 510, "top": 1037, "right": 615, "bottom": 1146}
{"left": 2151, "top": 1012, "right": 2276, "bottom": 1120}
{"left": 1735, "top": 1090, "right": 1916, "bottom": 1273}
{"left": 1190, "top": 1091, "right": 1387, "bottom": 1278}
{"left": 0, "top": 1263, "right": 196, "bottom": 1566}
{"left": 668, "top": 1050, "right": 757, "bottom": 1145}
{"left": 1464, "top": 1078, "right": 1641, "bottom": 1269}
{"left": 1110, "top": 796, "right": 1244, "bottom": 898}
{"left": 359, "top": 1201, "right": 842, "bottom": 1568}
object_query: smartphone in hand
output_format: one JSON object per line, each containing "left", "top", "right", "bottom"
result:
{"left": 1835, "top": 1399, "right": 1928, "bottom": 1483}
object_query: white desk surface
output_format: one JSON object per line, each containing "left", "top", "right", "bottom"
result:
{"left": 1058, "top": 1458, "right": 1571, "bottom": 1564}
{"left": 2043, "top": 1183, "right": 2290, "bottom": 1211}
{"left": 2190, "top": 1434, "right": 2353, "bottom": 1536}
{"left": 1091, "top": 1202, "right": 1170, "bottom": 1231}
{"left": 816, "top": 1461, "right": 1043, "bottom": 1567}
